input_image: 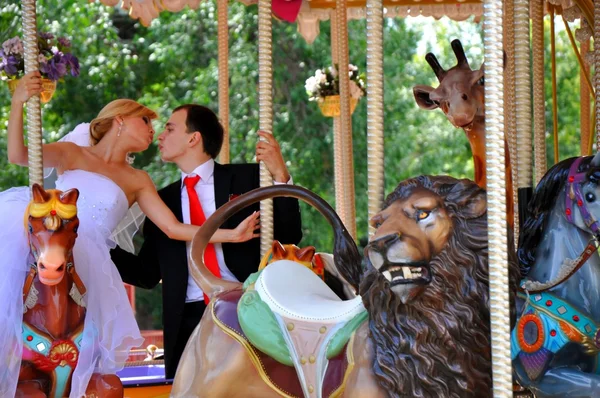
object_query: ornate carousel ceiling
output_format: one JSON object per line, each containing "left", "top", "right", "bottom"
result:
{"left": 94, "top": 0, "right": 593, "bottom": 44}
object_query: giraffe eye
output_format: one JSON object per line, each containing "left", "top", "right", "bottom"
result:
{"left": 477, "top": 76, "right": 485, "bottom": 86}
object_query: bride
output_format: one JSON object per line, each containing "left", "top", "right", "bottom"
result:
{"left": 1, "top": 71, "right": 260, "bottom": 397}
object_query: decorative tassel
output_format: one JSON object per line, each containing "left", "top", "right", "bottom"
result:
{"left": 23, "top": 284, "right": 39, "bottom": 313}
{"left": 69, "top": 284, "right": 86, "bottom": 308}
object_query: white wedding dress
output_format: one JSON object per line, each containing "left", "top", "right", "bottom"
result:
{"left": 0, "top": 125, "right": 144, "bottom": 397}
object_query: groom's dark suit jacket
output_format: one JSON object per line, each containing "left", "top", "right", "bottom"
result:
{"left": 110, "top": 162, "right": 302, "bottom": 378}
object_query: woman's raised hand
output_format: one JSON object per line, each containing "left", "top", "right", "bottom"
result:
{"left": 12, "top": 71, "right": 42, "bottom": 105}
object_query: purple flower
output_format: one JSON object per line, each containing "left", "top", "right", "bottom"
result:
{"left": 2, "top": 37, "right": 23, "bottom": 56}
{"left": 4, "top": 55, "right": 19, "bottom": 76}
{"left": 57, "top": 37, "right": 71, "bottom": 47}
{"left": 38, "top": 32, "right": 54, "bottom": 40}
{"left": 44, "top": 54, "right": 67, "bottom": 81}
{"left": 62, "top": 53, "right": 80, "bottom": 77}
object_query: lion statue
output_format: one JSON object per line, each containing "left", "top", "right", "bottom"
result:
{"left": 357, "top": 175, "right": 520, "bottom": 397}
{"left": 171, "top": 179, "right": 519, "bottom": 397}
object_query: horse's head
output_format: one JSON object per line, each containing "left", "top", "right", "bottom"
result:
{"left": 365, "top": 175, "right": 487, "bottom": 304}
{"left": 258, "top": 241, "right": 318, "bottom": 274}
{"left": 568, "top": 153, "right": 600, "bottom": 235}
{"left": 26, "top": 184, "right": 79, "bottom": 286}
{"left": 413, "top": 39, "right": 485, "bottom": 131}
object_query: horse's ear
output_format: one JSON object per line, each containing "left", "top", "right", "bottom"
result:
{"left": 413, "top": 85, "right": 439, "bottom": 110}
{"left": 59, "top": 188, "right": 79, "bottom": 205}
{"left": 591, "top": 152, "right": 600, "bottom": 167}
{"left": 296, "top": 246, "right": 316, "bottom": 263}
{"left": 31, "top": 183, "right": 50, "bottom": 203}
{"left": 271, "top": 241, "right": 287, "bottom": 259}
{"left": 445, "top": 180, "right": 487, "bottom": 219}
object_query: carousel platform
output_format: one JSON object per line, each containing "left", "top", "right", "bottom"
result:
{"left": 118, "top": 331, "right": 172, "bottom": 397}
{"left": 118, "top": 361, "right": 172, "bottom": 398}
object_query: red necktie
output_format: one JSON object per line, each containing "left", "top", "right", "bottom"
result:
{"left": 184, "top": 175, "right": 221, "bottom": 304}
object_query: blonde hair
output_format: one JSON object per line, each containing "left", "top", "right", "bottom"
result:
{"left": 89, "top": 99, "right": 158, "bottom": 145}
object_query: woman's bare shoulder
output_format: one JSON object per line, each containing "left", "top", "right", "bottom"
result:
{"left": 127, "top": 167, "right": 154, "bottom": 189}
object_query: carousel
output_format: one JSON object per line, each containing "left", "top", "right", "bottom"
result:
{"left": 4, "top": 0, "right": 600, "bottom": 395}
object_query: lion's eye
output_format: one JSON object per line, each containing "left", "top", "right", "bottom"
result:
{"left": 416, "top": 210, "right": 431, "bottom": 221}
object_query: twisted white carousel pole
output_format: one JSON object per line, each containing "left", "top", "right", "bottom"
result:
{"left": 218, "top": 0, "right": 230, "bottom": 164}
{"left": 258, "top": 0, "right": 274, "bottom": 256}
{"left": 515, "top": 0, "right": 533, "bottom": 189}
{"left": 484, "top": 0, "right": 512, "bottom": 395}
{"left": 532, "top": 0, "right": 546, "bottom": 183}
{"left": 335, "top": 0, "right": 357, "bottom": 240}
{"left": 331, "top": 13, "right": 347, "bottom": 227}
{"left": 366, "top": 0, "right": 384, "bottom": 237}
{"left": 503, "top": 0, "right": 518, "bottom": 239}
{"left": 22, "top": 0, "right": 43, "bottom": 186}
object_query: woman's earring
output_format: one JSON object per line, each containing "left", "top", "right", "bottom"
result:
{"left": 117, "top": 122, "right": 123, "bottom": 137}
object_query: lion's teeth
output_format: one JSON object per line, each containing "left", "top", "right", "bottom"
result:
{"left": 402, "top": 267, "right": 412, "bottom": 279}
{"left": 382, "top": 271, "right": 392, "bottom": 281}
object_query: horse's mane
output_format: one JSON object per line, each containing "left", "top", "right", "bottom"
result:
{"left": 518, "top": 156, "right": 594, "bottom": 276}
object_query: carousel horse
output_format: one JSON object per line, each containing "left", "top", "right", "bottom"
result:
{"left": 17, "top": 184, "right": 122, "bottom": 398}
{"left": 171, "top": 178, "right": 518, "bottom": 397}
{"left": 512, "top": 153, "right": 600, "bottom": 397}
{"left": 258, "top": 241, "right": 352, "bottom": 299}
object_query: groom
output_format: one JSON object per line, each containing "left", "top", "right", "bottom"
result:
{"left": 110, "top": 104, "right": 302, "bottom": 379}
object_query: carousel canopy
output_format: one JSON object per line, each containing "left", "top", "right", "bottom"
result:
{"left": 94, "top": 0, "right": 590, "bottom": 43}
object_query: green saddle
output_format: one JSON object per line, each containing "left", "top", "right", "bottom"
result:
{"left": 238, "top": 270, "right": 367, "bottom": 366}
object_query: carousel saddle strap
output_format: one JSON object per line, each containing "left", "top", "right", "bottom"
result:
{"left": 254, "top": 259, "right": 365, "bottom": 323}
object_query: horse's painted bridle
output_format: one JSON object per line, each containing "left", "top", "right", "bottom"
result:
{"left": 565, "top": 157, "right": 600, "bottom": 237}
{"left": 522, "top": 157, "right": 600, "bottom": 294}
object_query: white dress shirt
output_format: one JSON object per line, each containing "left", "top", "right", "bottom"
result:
{"left": 181, "top": 159, "right": 292, "bottom": 302}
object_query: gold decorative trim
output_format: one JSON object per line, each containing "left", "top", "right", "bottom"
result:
{"left": 211, "top": 301, "right": 298, "bottom": 398}
{"left": 329, "top": 333, "right": 356, "bottom": 398}
{"left": 212, "top": 300, "right": 356, "bottom": 397}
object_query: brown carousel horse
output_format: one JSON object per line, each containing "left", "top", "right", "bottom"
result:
{"left": 17, "top": 184, "right": 122, "bottom": 398}
{"left": 172, "top": 181, "right": 519, "bottom": 397}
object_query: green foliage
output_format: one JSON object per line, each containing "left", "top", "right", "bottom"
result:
{"left": 0, "top": 4, "right": 583, "bottom": 330}
{"left": 543, "top": 17, "right": 584, "bottom": 165}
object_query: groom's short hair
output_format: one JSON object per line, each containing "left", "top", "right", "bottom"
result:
{"left": 173, "top": 104, "right": 224, "bottom": 159}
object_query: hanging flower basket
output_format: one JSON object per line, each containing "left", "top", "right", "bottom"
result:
{"left": 2, "top": 32, "right": 79, "bottom": 104}
{"left": 7, "top": 78, "right": 57, "bottom": 103}
{"left": 306, "top": 64, "right": 366, "bottom": 118}
{"left": 317, "top": 95, "right": 359, "bottom": 118}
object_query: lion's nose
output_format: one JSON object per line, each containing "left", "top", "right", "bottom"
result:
{"left": 368, "top": 233, "right": 401, "bottom": 253}
{"left": 366, "top": 233, "right": 401, "bottom": 269}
